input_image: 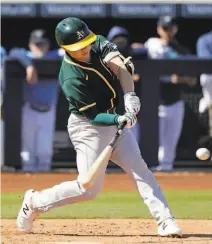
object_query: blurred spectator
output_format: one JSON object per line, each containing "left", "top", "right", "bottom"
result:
{"left": 196, "top": 31, "right": 212, "bottom": 153}
{"left": 107, "top": 26, "right": 147, "bottom": 143}
{"left": 197, "top": 31, "right": 212, "bottom": 114}
{"left": 9, "top": 29, "right": 62, "bottom": 172}
{"left": 0, "top": 46, "right": 6, "bottom": 67}
{"left": 1, "top": 46, "right": 6, "bottom": 168}
{"left": 1, "top": 46, "right": 6, "bottom": 108}
{"left": 1, "top": 45, "right": 6, "bottom": 110}
{"left": 107, "top": 26, "right": 147, "bottom": 60}
{"left": 145, "top": 16, "right": 196, "bottom": 172}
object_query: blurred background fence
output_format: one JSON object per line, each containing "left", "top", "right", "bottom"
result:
{"left": 3, "top": 58, "right": 212, "bottom": 169}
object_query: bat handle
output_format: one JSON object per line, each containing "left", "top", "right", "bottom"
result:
{"left": 109, "top": 122, "right": 127, "bottom": 148}
{"left": 118, "top": 121, "right": 127, "bottom": 134}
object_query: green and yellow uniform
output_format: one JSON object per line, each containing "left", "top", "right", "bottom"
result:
{"left": 19, "top": 19, "right": 178, "bottom": 234}
{"left": 59, "top": 35, "right": 122, "bottom": 126}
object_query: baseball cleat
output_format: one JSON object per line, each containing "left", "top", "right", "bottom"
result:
{"left": 158, "top": 218, "right": 182, "bottom": 237}
{"left": 17, "top": 189, "right": 38, "bottom": 232}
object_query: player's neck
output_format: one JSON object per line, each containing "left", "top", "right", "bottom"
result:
{"left": 75, "top": 54, "right": 91, "bottom": 63}
{"left": 160, "top": 38, "right": 174, "bottom": 45}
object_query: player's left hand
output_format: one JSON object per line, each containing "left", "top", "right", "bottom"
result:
{"left": 118, "top": 112, "right": 137, "bottom": 129}
{"left": 124, "top": 92, "right": 141, "bottom": 114}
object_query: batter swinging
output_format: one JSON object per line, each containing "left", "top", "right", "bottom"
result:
{"left": 17, "top": 17, "right": 182, "bottom": 237}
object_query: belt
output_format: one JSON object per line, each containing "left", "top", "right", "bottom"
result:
{"left": 30, "top": 104, "right": 51, "bottom": 112}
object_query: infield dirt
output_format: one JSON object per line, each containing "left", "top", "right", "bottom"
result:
{"left": 2, "top": 172, "right": 212, "bottom": 244}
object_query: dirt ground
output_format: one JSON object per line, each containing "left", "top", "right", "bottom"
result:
{"left": 2, "top": 172, "right": 212, "bottom": 244}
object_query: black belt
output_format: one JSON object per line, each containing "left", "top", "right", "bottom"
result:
{"left": 30, "top": 104, "right": 51, "bottom": 112}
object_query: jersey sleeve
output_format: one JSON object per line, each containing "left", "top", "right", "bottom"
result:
{"left": 9, "top": 48, "right": 33, "bottom": 67}
{"left": 96, "top": 35, "right": 120, "bottom": 63}
{"left": 197, "top": 36, "right": 212, "bottom": 58}
{"left": 0, "top": 46, "right": 6, "bottom": 61}
{"left": 47, "top": 48, "right": 65, "bottom": 58}
{"left": 144, "top": 38, "right": 162, "bottom": 59}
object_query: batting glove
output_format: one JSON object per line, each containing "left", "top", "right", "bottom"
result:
{"left": 117, "top": 112, "right": 137, "bottom": 129}
{"left": 124, "top": 92, "right": 141, "bottom": 114}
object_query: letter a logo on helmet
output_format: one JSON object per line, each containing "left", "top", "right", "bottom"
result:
{"left": 76, "top": 30, "right": 84, "bottom": 39}
{"left": 55, "top": 17, "right": 96, "bottom": 51}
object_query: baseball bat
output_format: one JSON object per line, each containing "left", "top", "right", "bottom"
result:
{"left": 81, "top": 122, "right": 127, "bottom": 189}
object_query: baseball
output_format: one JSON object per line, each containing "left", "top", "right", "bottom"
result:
{"left": 196, "top": 148, "right": 210, "bottom": 160}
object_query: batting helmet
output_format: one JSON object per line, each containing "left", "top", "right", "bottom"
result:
{"left": 55, "top": 17, "right": 96, "bottom": 51}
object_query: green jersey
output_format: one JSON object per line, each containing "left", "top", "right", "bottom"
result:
{"left": 59, "top": 35, "right": 122, "bottom": 126}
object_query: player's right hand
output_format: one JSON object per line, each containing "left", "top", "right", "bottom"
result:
{"left": 117, "top": 112, "right": 137, "bottom": 129}
{"left": 26, "top": 65, "right": 38, "bottom": 84}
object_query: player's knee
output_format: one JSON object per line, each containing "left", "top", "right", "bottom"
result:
{"left": 82, "top": 187, "right": 101, "bottom": 201}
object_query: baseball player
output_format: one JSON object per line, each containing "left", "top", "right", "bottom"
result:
{"left": 1, "top": 46, "right": 7, "bottom": 168}
{"left": 9, "top": 29, "right": 61, "bottom": 172}
{"left": 196, "top": 31, "right": 212, "bottom": 154}
{"left": 145, "top": 16, "right": 195, "bottom": 172}
{"left": 107, "top": 26, "right": 147, "bottom": 60}
{"left": 17, "top": 17, "right": 182, "bottom": 237}
{"left": 197, "top": 31, "right": 212, "bottom": 114}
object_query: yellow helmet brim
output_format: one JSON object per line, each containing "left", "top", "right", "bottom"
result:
{"left": 61, "top": 31, "right": 96, "bottom": 51}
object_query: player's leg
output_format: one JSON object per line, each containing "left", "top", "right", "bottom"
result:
{"left": 1, "top": 117, "right": 4, "bottom": 168}
{"left": 130, "top": 121, "right": 140, "bottom": 143}
{"left": 21, "top": 104, "right": 38, "bottom": 172}
{"left": 157, "top": 102, "right": 184, "bottom": 171}
{"left": 197, "top": 75, "right": 212, "bottom": 157}
{"left": 110, "top": 129, "right": 182, "bottom": 236}
{"left": 36, "top": 107, "right": 56, "bottom": 172}
{"left": 199, "top": 74, "right": 212, "bottom": 113}
{"left": 168, "top": 101, "right": 184, "bottom": 167}
{"left": 157, "top": 104, "right": 171, "bottom": 171}
{"left": 17, "top": 114, "right": 117, "bottom": 232}
{"left": 32, "top": 115, "right": 117, "bottom": 209}
{"left": 111, "top": 129, "right": 172, "bottom": 223}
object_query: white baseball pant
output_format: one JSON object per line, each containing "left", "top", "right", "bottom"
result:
{"left": 31, "top": 113, "right": 173, "bottom": 225}
{"left": 199, "top": 74, "right": 212, "bottom": 114}
{"left": 158, "top": 100, "right": 184, "bottom": 170}
{"left": 21, "top": 103, "right": 56, "bottom": 172}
